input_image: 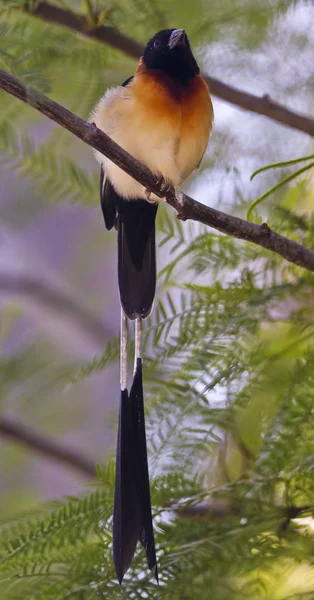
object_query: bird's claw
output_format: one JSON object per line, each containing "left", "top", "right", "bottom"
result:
{"left": 144, "top": 188, "right": 157, "bottom": 204}
{"left": 144, "top": 177, "right": 173, "bottom": 205}
{"left": 156, "top": 176, "right": 173, "bottom": 199}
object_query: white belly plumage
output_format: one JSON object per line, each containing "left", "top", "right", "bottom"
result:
{"left": 91, "top": 76, "right": 212, "bottom": 201}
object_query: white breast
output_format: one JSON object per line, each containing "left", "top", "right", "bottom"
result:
{"left": 91, "top": 74, "right": 212, "bottom": 201}
{"left": 91, "top": 85, "right": 183, "bottom": 201}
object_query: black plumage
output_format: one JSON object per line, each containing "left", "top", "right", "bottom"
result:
{"left": 117, "top": 198, "right": 157, "bottom": 320}
{"left": 129, "top": 359, "right": 157, "bottom": 576}
{"left": 113, "top": 363, "right": 157, "bottom": 583}
{"left": 113, "top": 388, "right": 141, "bottom": 583}
{"left": 100, "top": 169, "right": 118, "bottom": 231}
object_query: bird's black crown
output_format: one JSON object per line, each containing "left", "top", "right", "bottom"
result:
{"left": 143, "top": 29, "right": 199, "bottom": 84}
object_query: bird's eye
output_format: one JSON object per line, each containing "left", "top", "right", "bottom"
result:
{"left": 153, "top": 39, "right": 161, "bottom": 49}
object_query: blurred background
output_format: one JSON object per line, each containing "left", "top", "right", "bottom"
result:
{"left": 0, "top": 1, "right": 314, "bottom": 598}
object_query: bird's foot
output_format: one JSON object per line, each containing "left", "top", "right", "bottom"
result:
{"left": 144, "top": 188, "right": 157, "bottom": 204}
{"left": 156, "top": 176, "right": 173, "bottom": 200}
{"left": 144, "top": 177, "right": 173, "bottom": 204}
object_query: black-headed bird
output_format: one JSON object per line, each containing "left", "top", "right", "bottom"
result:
{"left": 92, "top": 28, "right": 213, "bottom": 583}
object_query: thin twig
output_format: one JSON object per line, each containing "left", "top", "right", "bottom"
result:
{"left": 177, "top": 500, "right": 313, "bottom": 522}
{"left": 1, "top": 68, "right": 314, "bottom": 272}
{"left": 0, "top": 418, "right": 96, "bottom": 478}
{"left": 19, "top": 1, "right": 314, "bottom": 138}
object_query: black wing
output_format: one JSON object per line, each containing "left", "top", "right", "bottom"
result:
{"left": 116, "top": 197, "right": 157, "bottom": 320}
{"left": 100, "top": 167, "right": 118, "bottom": 230}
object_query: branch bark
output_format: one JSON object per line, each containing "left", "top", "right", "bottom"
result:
{"left": 203, "top": 76, "right": 314, "bottom": 138}
{"left": 176, "top": 500, "right": 313, "bottom": 523}
{"left": 0, "top": 418, "right": 96, "bottom": 478}
{"left": 0, "top": 273, "right": 110, "bottom": 479}
{"left": 0, "top": 272, "right": 112, "bottom": 352}
{"left": 20, "top": 1, "right": 314, "bottom": 138}
{"left": 23, "top": 1, "right": 143, "bottom": 59}
{"left": 1, "top": 67, "right": 314, "bottom": 272}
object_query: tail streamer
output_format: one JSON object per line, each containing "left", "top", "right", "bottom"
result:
{"left": 113, "top": 313, "right": 157, "bottom": 583}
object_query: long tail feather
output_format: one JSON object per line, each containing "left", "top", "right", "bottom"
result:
{"left": 113, "top": 388, "right": 142, "bottom": 583}
{"left": 129, "top": 357, "right": 157, "bottom": 579}
{"left": 113, "top": 311, "right": 141, "bottom": 583}
{"left": 113, "top": 232, "right": 158, "bottom": 581}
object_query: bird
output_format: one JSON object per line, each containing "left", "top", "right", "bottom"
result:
{"left": 91, "top": 28, "right": 213, "bottom": 583}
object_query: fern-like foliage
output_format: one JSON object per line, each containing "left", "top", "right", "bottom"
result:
{"left": 2, "top": 206, "right": 314, "bottom": 597}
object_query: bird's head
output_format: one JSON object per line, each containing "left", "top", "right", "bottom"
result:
{"left": 142, "top": 29, "right": 199, "bottom": 84}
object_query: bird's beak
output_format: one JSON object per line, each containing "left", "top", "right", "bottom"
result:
{"left": 168, "top": 29, "right": 186, "bottom": 50}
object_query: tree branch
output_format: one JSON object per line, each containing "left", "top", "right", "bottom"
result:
{"left": 1, "top": 67, "right": 314, "bottom": 272}
{"left": 23, "top": 1, "right": 143, "bottom": 59}
{"left": 20, "top": 1, "right": 314, "bottom": 138}
{"left": 0, "top": 272, "right": 112, "bottom": 351}
{"left": 0, "top": 418, "right": 96, "bottom": 478}
{"left": 176, "top": 500, "right": 313, "bottom": 524}
{"left": 203, "top": 76, "right": 314, "bottom": 138}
